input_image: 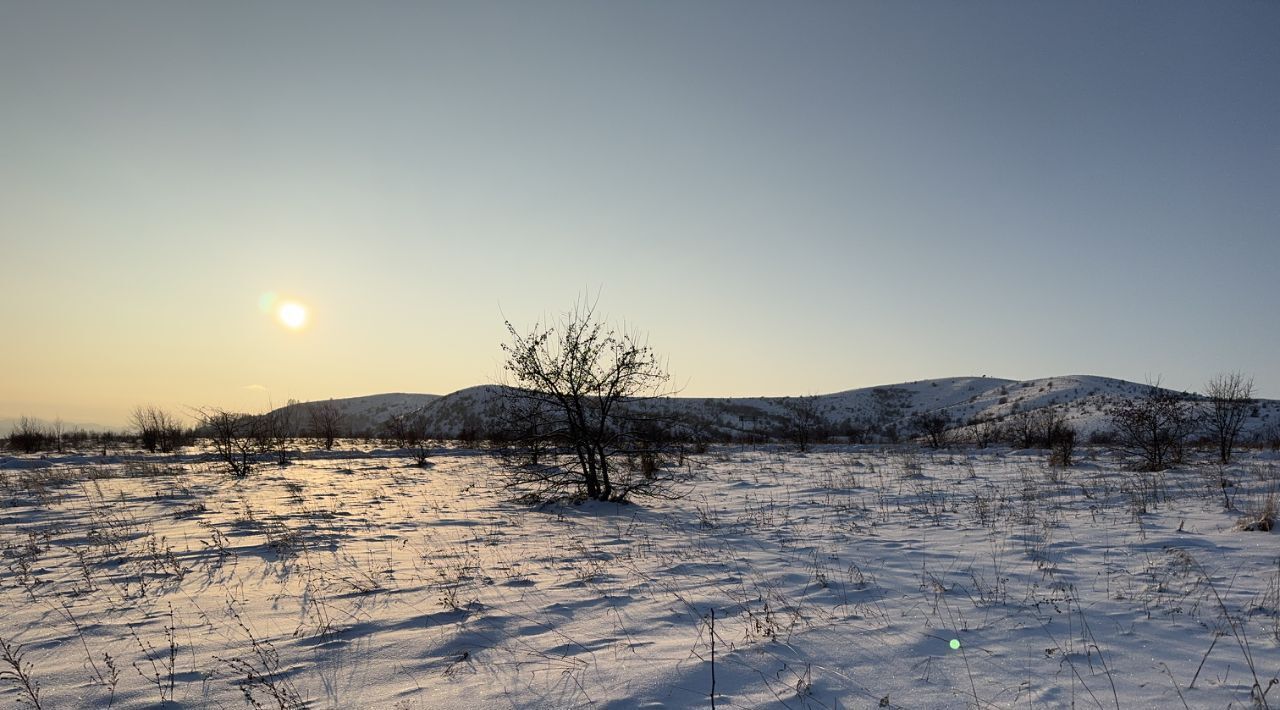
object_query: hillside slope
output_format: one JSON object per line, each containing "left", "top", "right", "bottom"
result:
{"left": 286, "top": 393, "right": 441, "bottom": 435}
{"left": 278, "top": 376, "right": 1280, "bottom": 444}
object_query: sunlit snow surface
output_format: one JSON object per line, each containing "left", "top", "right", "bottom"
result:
{"left": 0, "top": 446, "right": 1277, "bottom": 708}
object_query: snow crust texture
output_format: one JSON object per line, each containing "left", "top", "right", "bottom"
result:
{"left": 0, "top": 446, "right": 1278, "bottom": 708}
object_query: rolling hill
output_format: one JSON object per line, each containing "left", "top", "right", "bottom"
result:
{"left": 279, "top": 375, "right": 1280, "bottom": 445}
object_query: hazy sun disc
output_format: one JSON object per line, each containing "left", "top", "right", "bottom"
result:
{"left": 277, "top": 302, "right": 308, "bottom": 330}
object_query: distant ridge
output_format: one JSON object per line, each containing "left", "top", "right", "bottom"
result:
{"left": 283, "top": 393, "right": 441, "bottom": 435}
{"left": 276, "top": 375, "right": 1280, "bottom": 443}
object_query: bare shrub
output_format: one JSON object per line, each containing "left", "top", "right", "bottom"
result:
{"left": 496, "top": 396, "right": 554, "bottom": 466}
{"left": 1237, "top": 486, "right": 1277, "bottom": 532}
{"left": 129, "top": 405, "right": 187, "bottom": 453}
{"left": 0, "top": 636, "right": 42, "bottom": 708}
{"left": 911, "top": 411, "right": 951, "bottom": 449}
{"left": 381, "top": 412, "right": 432, "bottom": 466}
{"left": 500, "top": 299, "right": 677, "bottom": 502}
{"left": 1204, "top": 372, "right": 1254, "bottom": 464}
{"left": 1109, "top": 381, "right": 1197, "bottom": 471}
{"left": 7, "top": 417, "right": 50, "bottom": 454}
{"left": 306, "top": 399, "right": 345, "bottom": 450}
{"left": 1048, "top": 420, "right": 1077, "bottom": 468}
{"left": 969, "top": 418, "right": 1000, "bottom": 449}
{"left": 216, "top": 602, "right": 306, "bottom": 709}
{"left": 257, "top": 401, "right": 298, "bottom": 465}
{"left": 782, "top": 396, "right": 826, "bottom": 452}
{"left": 197, "top": 408, "right": 259, "bottom": 476}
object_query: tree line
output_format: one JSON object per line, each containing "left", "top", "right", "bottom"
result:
{"left": 4, "top": 299, "right": 1274, "bottom": 491}
{"left": 5, "top": 375, "right": 1273, "bottom": 471}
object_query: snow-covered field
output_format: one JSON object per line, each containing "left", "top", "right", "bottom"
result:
{"left": 0, "top": 446, "right": 1278, "bottom": 709}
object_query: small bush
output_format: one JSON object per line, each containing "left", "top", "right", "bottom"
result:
{"left": 7, "top": 417, "right": 51, "bottom": 454}
{"left": 1237, "top": 490, "right": 1277, "bottom": 532}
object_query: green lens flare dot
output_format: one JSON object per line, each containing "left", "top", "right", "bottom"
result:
{"left": 949, "top": 639, "right": 961, "bottom": 650}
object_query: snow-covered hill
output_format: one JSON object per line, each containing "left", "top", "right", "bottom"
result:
{"left": 285, "top": 392, "right": 441, "bottom": 435}
{"left": 279, "top": 376, "right": 1280, "bottom": 444}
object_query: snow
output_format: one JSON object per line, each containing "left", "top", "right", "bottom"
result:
{"left": 0, "top": 445, "right": 1277, "bottom": 708}
{"left": 290, "top": 393, "right": 442, "bottom": 435}
{"left": 0, "top": 458, "right": 54, "bottom": 471}
{"left": 280, "top": 374, "right": 1280, "bottom": 444}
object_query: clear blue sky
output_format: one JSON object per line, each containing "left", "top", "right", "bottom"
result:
{"left": 2, "top": 1, "right": 1278, "bottom": 425}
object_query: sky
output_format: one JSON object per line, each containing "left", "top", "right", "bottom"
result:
{"left": 2, "top": 1, "right": 1278, "bottom": 427}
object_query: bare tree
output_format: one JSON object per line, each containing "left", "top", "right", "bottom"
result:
{"left": 130, "top": 405, "right": 185, "bottom": 453}
{"left": 968, "top": 418, "right": 1000, "bottom": 449}
{"left": 306, "top": 399, "right": 345, "bottom": 450}
{"left": 1026, "top": 408, "right": 1077, "bottom": 466}
{"left": 197, "top": 408, "right": 258, "bottom": 476}
{"left": 1204, "top": 372, "right": 1254, "bottom": 464}
{"left": 870, "top": 387, "right": 912, "bottom": 443}
{"left": 1108, "top": 380, "right": 1197, "bottom": 471}
{"left": 381, "top": 411, "right": 433, "bottom": 466}
{"left": 1001, "top": 408, "right": 1072, "bottom": 453}
{"left": 406, "top": 414, "right": 433, "bottom": 466}
{"left": 1004, "top": 410, "right": 1037, "bottom": 449}
{"left": 381, "top": 412, "right": 416, "bottom": 449}
{"left": 1047, "top": 417, "right": 1077, "bottom": 467}
{"left": 49, "top": 417, "right": 65, "bottom": 453}
{"left": 500, "top": 300, "right": 675, "bottom": 502}
{"left": 911, "top": 410, "right": 952, "bottom": 449}
{"left": 781, "top": 396, "right": 824, "bottom": 452}
{"left": 7, "top": 417, "right": 49, "bottom": 453}
{"left": 257, "top": 401, "right": 298, "bottom": 465}
{"left": 129, "top": 407, "right": 153, "bottom": 451}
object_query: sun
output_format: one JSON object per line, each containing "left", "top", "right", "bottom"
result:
{"left": 276, "top": 301, "right": 308, "bottom": 330}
